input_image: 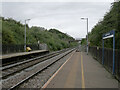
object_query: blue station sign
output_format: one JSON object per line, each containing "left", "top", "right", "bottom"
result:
{"left": 103, "top": 30, "right": 114, "bottom": 39}
{"left": 102, "top": 30, "right": 115, "bottom": 75}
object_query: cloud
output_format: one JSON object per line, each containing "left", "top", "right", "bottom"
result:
{"left": 2, "top": 2, "right": 113, "bottom": 38}
{"left": 2, "top": 0, "right": 114, "bottom": 2}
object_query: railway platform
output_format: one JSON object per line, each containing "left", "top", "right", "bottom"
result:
{"left": 2, "top": 50, "right": 48, "bottom": 59}
{"left": 2, "top": 50, "right": 49, "bottom": 65}
{"left": 42, "top": 51, "right": 119, "bottom": 88}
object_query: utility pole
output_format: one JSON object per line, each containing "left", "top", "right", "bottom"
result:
{"left": 24, "top": 19, "right": 30, "bottom": 51}
{"left": 81, "top": 17, "right": 89, "bottom": 55}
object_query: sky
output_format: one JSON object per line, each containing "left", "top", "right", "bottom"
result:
{"left": 2, "top": 0, "right": 115, "bottom": 39}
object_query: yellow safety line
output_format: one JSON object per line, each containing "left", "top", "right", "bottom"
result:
{"left": 64, "top": 53, "right": 78, "bottom": 88}
{"left": 81, "top": 52, "right": 85, "bottom": 89}
{"left": 42, "top": 51, "right": 75, "bottom": 88}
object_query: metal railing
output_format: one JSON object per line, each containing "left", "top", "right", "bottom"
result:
{"left": 89, "top": 46, "right": 120, "bottom": 81}
{"left": 2, "top": 44, "right": 48, "bottom": 54}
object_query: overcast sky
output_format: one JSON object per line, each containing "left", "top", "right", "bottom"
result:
{"left": 2, "top": 0, "right": 114, "bottom": 39}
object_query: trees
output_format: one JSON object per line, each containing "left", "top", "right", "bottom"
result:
{"left": 2, "top": 18, "right": 78, "bottom": 51}
{"left": 89, "top": 2, "right": 120, "bottom": 49}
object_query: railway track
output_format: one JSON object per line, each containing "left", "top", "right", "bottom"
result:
{"left": 2, "top": 48, "right": 76, "bottom": 89}
{"left": 2, "top": 48, "right": 70, "bottom": 79}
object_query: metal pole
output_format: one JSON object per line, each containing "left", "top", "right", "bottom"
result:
{"left": 81, "top": 17, "right": 89, "bottom": 54}
{"left": 112, "top": 30, "right": 115, "bottom": 75}
{"left": 102, "top": 37, "right": 104, "bottom": 65}
{"left": 24, "top": 19, "right": 30, "bottom": 52}
{"left": 87, "top": 18, "right": 88, "bottom": 55}
{"left": 24, "top": 20, "right": 26, "bottom": 51}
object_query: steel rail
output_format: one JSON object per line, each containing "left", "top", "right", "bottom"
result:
{"left": 8, "top": 48, "right": 76, "bottom": 90}
{"left": 2, "top": 48, "right": 71, "bottom": 79}
{"left": 2, "top": 49, "right": 67, "bottom": 70}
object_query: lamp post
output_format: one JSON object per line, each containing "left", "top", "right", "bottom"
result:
{"left": 24, "top": 19, "right": 30, "bottom": 51}
{"left": 81, "top": 17, "right": 89, "bottom": 54}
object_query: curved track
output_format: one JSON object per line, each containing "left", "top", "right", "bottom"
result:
{"left": 2, "top": 48, "right": 70, "bottom": 79}
{"left": 2, "top": 48, "right": 76, "bottom": 90}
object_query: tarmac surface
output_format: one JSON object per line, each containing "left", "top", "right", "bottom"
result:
{"left": 2, "top": 50, "right": 48, "bottom": 59}
{"left": 42, "top": 51, "right": 119, "bottom": 88}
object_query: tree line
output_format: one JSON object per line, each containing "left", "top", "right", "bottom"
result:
{"left": 83, "top": 2, "right": 120, "bottom": 50}
{"left": 2, "top": 17, "right": 78, "bottom": 51}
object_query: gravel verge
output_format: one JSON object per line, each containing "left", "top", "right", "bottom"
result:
{"left": 2, "top": 49, "right": 74, "bottom": 88}
{"left": 19, "top": 51, "right": 75, "bottom": 88}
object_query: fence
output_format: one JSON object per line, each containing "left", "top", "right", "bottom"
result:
{"left": 89, "top": 46, "right": 120, "bottom": 81}
{"left": 2, "top": 44, "right": 48, "bottom": 54}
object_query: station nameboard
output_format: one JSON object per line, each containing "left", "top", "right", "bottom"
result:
{"left": 103, "top": 30, "right": 114, "bottom": 39}
{"left": 102, "top": 30, "right": 115, "bottom": 75}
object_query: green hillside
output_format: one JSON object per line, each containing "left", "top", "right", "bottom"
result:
{"left": 88, "top": 2, "right": 120, "bottom": 49}
{"left": 2, "top": 17, "right": 78, "bottom": 51}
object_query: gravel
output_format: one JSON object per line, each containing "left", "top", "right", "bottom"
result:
{"left": 2, "top": 49, "right": 74, "bottom": 88}
{"left": 19, "top": 51, "right": 74, "bottom": 88}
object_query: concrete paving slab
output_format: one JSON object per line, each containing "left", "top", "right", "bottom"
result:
{"left": 2, "top": 50, "right": 48, "bottom": 59}
{"left": 42, "top": 52, "right": 118, "bottom": 88}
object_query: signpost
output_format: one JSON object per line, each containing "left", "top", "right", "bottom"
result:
{"left": 102, "top": 30, "right": 115, "bottom": 75}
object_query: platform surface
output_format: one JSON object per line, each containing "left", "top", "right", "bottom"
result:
{"left": 2, "top": 50, "right": 48, "bottom": 59}
{"left": 43, "top": 52, "right": 119, "bottom": 88}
